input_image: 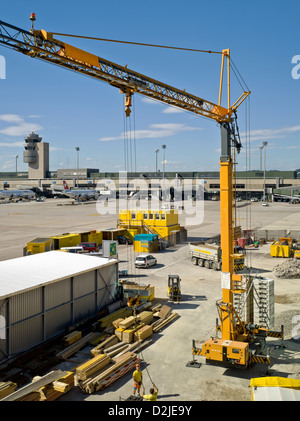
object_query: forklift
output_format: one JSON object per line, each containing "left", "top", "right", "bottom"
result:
{"left": 168, "top": 275, "right": 181, "bottom": 302}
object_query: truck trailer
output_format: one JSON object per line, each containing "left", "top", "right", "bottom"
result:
{"left": 189, "top": 242, "right": 245, "bottom": 271}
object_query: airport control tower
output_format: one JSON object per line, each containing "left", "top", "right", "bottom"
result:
{"left": 23, "top": 132, "right": 49, "bottom": 179}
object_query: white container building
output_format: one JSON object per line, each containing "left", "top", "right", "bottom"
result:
{"left": 0, "top": 251, "right": 119, "bottom": 364}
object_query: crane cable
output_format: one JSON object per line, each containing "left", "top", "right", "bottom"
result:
{"left": 122, "top": 94, "right": 153, "bottom": 385}
{"left": 51, "top": 31, "right": 249, "bottom": 91}
{"left": 51, "top": 32, "right": 223, "bottom": 55}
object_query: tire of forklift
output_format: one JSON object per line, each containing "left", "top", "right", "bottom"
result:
{"left": 192, "top": 257, "right": 198, "bottom": 265}
{"left": 204, "top": 260, "right": 211, "bottom": 269}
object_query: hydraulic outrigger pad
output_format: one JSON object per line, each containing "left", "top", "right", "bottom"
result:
{"left": 187, "top": 340, "right": 202, "bottom": 368}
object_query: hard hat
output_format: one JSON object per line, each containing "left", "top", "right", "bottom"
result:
{"left": 136, "top": 363, "right": 140, "bottom": 367}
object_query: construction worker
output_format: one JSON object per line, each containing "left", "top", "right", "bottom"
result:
{"left": 132, "top": 363, "right": 143, "bottom": 396}
{"left": 142, "top": 383, "right": 159, "bottom": 401}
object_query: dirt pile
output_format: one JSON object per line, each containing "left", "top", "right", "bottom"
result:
{"left": 273, "top": 259, "right": 300, "bottom": 279}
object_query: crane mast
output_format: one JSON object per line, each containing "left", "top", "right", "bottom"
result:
{"left": 0, "top": 17, "right": 282, "bottom": 369}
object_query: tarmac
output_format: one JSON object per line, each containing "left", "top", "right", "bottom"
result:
{"left": 1, "top": 198, "right": 300, "bottom": 402}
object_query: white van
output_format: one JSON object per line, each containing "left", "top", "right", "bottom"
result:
{"left": 60, "top": 246, "right": 85, "bottom": 254}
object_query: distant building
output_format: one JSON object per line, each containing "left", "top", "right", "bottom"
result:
{"left": 57, "top": 168, "right": 99, "bottom": 179}
{"left": 23, "top": 132, "right": 49, "bottom": 179}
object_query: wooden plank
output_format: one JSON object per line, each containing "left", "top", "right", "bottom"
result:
{"left": 1, "top": 370, "right": 68, "bottom": 401}
{"left": 63, "top": 330, "right": 82, "bottom": 346}
{"left": 137, "top": 311, "right": 153, "bottom": 325}
{"left": 157, "top": 305, "right": 171, "bottom": 320}
{"left": 98, "top": 307, "right": 133, "bottom": 328}
{"left": 114, "top": 327, "right": 124, "bottom": 341}
{"left": 134, "top": 324, "right": 153, "bottom": 341}
{"left": 122, "top": 323, "right": 144, "bottom": 344}
{"left": 112, "top": 318, "right": 124, "bottom": 329}
{"left": 0, "top": 381, "right": 17, "bottom": 399}
{"left": 153, "top": 312, "right": 179, "bottom": 332}
{"left": 90, "top": 334, "right": 118, "bottom": 357}
{"left": 76, "top": 354, "right": 111, "bottom": 381}
{"left": 52, "top": 381, "right": 71, "bottom": 393}
{"left": 118, "top": 316, "right": 136, "bottom": 329}
{"left": 80, "top": 352, "right": 136, "bottom": 394}
{"left": 105, "top": 343, "right": 129, "bottom": 358}
{"left": 56, "top": 332, "right": 100, "bottom": 360}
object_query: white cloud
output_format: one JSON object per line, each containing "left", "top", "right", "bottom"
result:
{"left": 0, "top": 114, "right": 24, "bottom": 123}
{"left": 241, "top": 125, "right": 300, "bottom": 142}
{"left": 161, "top": 159, "right": 179, "bottom": 166}
{"left": 162, "top": 107, "right": 183, "bottom": 114}
{"left": 140, "top": 97, "right": 157, "bottom": 105}
{"left": 49, "top": 146, "right": 63, "bottom": 151}
{"left": 1, "top": 160, "right": 14, "bottom": 171}
{"left": 0, "top": 114, "right": 42, "bottom": 137}
{"left": 99, "top": 122, "right": 201, "bottom": 142}
{"left": 0, "top": 141, "right": 24, "bottom": 147}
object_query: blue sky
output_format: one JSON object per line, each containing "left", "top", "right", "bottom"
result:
{"left": 0, "top": 0, "right": 300, "bottom": 173}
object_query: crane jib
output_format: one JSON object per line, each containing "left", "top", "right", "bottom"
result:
{"left": 0, "top": 19, "right": 235, "bottom": 122}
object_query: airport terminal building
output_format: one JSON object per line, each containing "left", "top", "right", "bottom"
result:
{"left": 1, "top": 168, "right": 300, "bottom": 202}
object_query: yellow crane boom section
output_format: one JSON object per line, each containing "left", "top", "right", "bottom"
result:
{"left": 23, "top": 29, "right": 248, "bottom": 123}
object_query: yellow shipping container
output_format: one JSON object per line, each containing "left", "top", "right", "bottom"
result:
{"left": 26, "top": 237, "right": 54, "bottom": 255}
{"left": 88, "top": 230, "right": 103, "bottom": 245}
{"left": 50, "top": 233, "right": 82, "bottom": 249}
{"left": 119, "top": 209, "right": 180, "bottom": 239}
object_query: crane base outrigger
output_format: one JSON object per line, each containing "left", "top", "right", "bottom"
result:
{"left": 192, "top": 323, "right": 284, "bottom": 370}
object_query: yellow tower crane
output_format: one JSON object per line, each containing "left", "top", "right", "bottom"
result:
{"left": 0, "top": 15, "right": 283, "bottom": 369}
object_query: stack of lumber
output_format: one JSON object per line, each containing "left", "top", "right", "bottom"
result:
{"left": 56, "top": 332, "right": 101, "bottom": 360}
{"left": 118, "top": 316, "right": 136, "bottom": 329}
{"left": 152, "top": 312, "right": 179, "bottom": 332}
{"left": 89, "top": 332, "right": 108, "bottom": 347}
{"left": 151, "top": 303, "right": 162, "bottom": 313}
{"left": 137, "top": 311, "right": 153, "bottom": 325}
{"left": 36, "top": 371, "right": 74, "bottom": 401}
{"left": 114, "top": 311, "right": 153, "bottom": 343}
{"left": 157, "top": 304, "right": 172, "bottom": 319}
{"left": 96, "top": 307, "right": 132, "bottom": 330}
{"left": 112, "top": 318, "right": 124, "bottom": 329}
{"left": 76, "top": 354, "right": 111, "bottom": 381}
{"left": 134, "top": 324, "right": 153, "bottom": 341}
{"left": 102, "top": 341, "right": 129, "bottom": 358}
{"left": 15, "top": 371, "right": 74, "bottom": 402}
{"left": 122, "top": 323, "right": 144, "bottom": 343}
{"left": 78, "top": 351, "right": 138, "bottom": 394}
{"left": 90, "top": 334, "right": 119, "bottom": 357}
{"left": 0, "top": 381, "right": 17, "bottom": 399}
{"left": 63, "top": 330, "right": 82, "bottom": 346}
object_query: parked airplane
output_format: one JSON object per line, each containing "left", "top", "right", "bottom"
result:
{"left": 0, "top": 189, "right": 36, "bottom": 200}
{"left": 54, "top": 180, "right": 100, "bottom": 200}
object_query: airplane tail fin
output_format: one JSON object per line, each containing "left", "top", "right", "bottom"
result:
{"left": 63, "top": 180, "right": 69, "bottom": 190}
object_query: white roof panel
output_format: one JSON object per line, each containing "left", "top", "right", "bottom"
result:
{"left": 0, "top": 251, "right": 118, "bottom": 299}
{"left": 253, "top": 386, "right": 300, "bottom": 401}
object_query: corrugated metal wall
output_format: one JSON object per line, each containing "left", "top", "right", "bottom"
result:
{"left": 0, "top": 261, "right": 118, "bottom": 363}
